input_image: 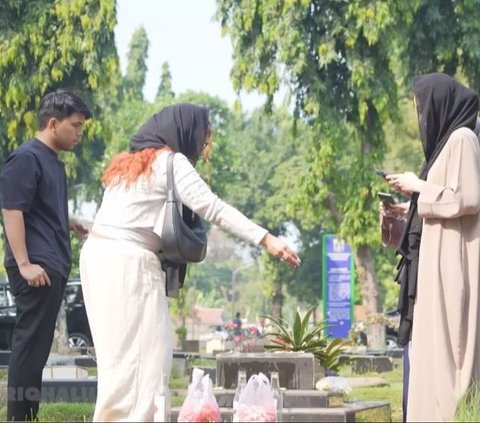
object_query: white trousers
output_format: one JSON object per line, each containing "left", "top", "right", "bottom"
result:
{"left": 80, "top": 235, "right": 172, "bottom": 422}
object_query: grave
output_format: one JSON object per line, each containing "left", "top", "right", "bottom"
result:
{"left": 170, "top": 351, "right": 392, "bottom": 422}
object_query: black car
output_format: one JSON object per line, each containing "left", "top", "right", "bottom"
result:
{"left": 0, "top": 278, "right": 93, "bottom": 350}
{"left": 352, "top": 309, "right": 401, "bottom": 349}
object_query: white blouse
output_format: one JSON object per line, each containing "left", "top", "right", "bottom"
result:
{"left": 93, "top": 151, "right": 268, "bottom": 251}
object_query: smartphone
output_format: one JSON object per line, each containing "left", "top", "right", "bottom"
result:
{"left": 377, "top": 192, "right": 397, "bottom": 205}
{"left": 374, "top": 168, "right": 389, "bottom": 178}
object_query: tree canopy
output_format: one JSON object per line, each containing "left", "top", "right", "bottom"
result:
{"left": 123, "top": 26, "right": 149, "bottom": 101}
{"left": 0, "top": 0, "right": 120, "bottom": 204}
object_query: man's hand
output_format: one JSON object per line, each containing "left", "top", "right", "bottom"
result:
{"left": 70, "top": 218, "right": 89, "bottom": 240}
{"left": 19, "top": 262, "right": 51, "bottom": 287}
{"left": 2, "top": 209, "right": 46, "bottom": 286}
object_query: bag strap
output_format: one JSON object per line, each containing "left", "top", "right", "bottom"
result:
{"left": 166, "top": 152, "right": 175, "bottom": 193}
{"left": 166, "top": 152, "right": 182, "bottom": 217}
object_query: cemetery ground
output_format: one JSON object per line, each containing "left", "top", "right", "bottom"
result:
{"left": 0, "top": 362, "right": 404, "bottom": 422}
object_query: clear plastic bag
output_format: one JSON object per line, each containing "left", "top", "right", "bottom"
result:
{"left": 316, "top": 376, "right": 352, "bottom": 394}
{"left": 235, "top": 373, "right": 276, "bottom": 422}
{"left": 178, "top": 368, "right": 221, "bottom": 422}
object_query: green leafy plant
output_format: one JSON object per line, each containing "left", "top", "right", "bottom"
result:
{"left": 455, "top": 383, "right": 480, "bottom": 422}
{"left": 175, "top": 326, "right": 187, "bottom": 350}
{"left": 261, "top": 307, "right": 348, "bottom": 372}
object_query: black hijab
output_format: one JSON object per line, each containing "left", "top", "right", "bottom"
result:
{"left": 414, "top": 73, "right": 479, "bottom": 169}
{"left": 396, "top": 73, "right": 479, "bottom": 345}
{"left": 130, "top": 103, "right": 210, "bottom": 164}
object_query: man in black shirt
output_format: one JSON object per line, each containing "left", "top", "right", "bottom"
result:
{"left": 1, "top": 90, "right": 91, "bottom": 421}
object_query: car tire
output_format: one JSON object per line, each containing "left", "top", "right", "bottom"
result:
{"left": 68, "top": 333, "right": 92, "bottom": 349}
{"left": 386, "top": 335, "right": 399, "bottom": 349}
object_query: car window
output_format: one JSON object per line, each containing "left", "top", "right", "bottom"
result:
{"left": 65, "top": 282, "right": 84, "bottom": 304}
{"left": 0, "top": 288, "right": 9, "bottom": 307}
{"left": 65, "top": 285, "right": 80, "bottom": 303}
{"left": 0, "top": 285, "right": 14, "bottom": 307}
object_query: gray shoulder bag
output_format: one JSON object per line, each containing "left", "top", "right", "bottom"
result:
{"left": 161, "top": 153, "right": 208, "bottom": 297}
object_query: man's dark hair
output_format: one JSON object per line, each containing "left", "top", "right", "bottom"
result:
{"left": 235, "top": 312, "right": 241, "bottom": 319}
{"left": 38, "top": 90, "right": 92, "bottom": 130}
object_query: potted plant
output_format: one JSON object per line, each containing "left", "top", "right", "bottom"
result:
{"left": 261, "top": 307, "right": 348, "bottom": 373}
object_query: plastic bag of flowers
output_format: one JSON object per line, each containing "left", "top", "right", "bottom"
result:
{"left": 234, "top": 372, "right": 276, "bottom": 422}
{"left": 178, "top": 368, "right": 221, "bottom": 422}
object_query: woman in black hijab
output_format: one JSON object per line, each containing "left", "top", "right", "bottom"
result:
{"left": 385, "top": 74, "right": 480, "bottom": 421}
{"left": 80, "top": 103, "right": 300, "bottom": 422}
{"left": 130, "top": 103, "right": 211, "bottom": 163}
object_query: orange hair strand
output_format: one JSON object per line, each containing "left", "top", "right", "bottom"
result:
{"left": 102, "top": 147, "right": 168, "bottom": 188}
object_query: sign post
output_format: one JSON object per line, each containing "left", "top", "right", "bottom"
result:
{"left": 322, "top": 234, "right": 355, "bottom": 338}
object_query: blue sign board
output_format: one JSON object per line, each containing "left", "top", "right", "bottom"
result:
{"left": 322, "top": 234, "right": 354, "bottom": 339}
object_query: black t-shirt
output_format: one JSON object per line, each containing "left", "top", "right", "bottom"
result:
{"left": 1, "top": 138, "right": 71, "bottom": 278}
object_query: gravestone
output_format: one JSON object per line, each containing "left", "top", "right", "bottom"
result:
{"left": 216, "top": 352, "right": 315, "bottom": 390}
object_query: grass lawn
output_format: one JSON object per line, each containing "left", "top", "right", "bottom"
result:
{"left": 0, "top": 403, "right": 95, "bottom": 422}
{"left": 190, "top": 358, "right": 216, "bottom": 368}
{"left": 341, "top": 366, "right": 403, "bottom": 423}
{"left": 0, "top": 374, "right": 189, "bottom": 422}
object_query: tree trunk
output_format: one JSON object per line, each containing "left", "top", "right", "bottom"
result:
{"left": 271, "top": 278, "right": 283, "bottom": 320}
{"left": 354, "top": 245, "right": 385, "bottom": 351}
{"left": 51, "top": 299, "right": 70, "bottom": 355}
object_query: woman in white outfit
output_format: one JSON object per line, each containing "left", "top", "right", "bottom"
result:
{"left": 80, "top": 103, "right": 300, "bottom": 422}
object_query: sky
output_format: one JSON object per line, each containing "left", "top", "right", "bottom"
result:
{"left": 115, "top": 0, "right": 267, "bottom": 111}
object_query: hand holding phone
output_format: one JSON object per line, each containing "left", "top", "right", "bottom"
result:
{"left": 377, "top": 192, "right": 397, "bottom": 205}
{"left": 374, "top": 168, "right": 389, "bottom": 179}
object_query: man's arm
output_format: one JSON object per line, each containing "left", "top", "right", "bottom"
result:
{"left": 2, "top": 209, "right": 50, "bottom": 286}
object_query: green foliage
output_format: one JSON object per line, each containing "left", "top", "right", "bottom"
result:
{"left": 175, "top": 326, "right": 187, "bottom": 350}
{"left": 156, "top": 62, "right": 175, "bottom": 100}
{"left": 104, "top": 98, "right": 156, "bottom": 158}
{"left": 282, "top": 230, "right": 323, "bottom": 307}
{"left": 169, "top": 376, "right": 190, "bottom": 390}
{"left": 216, "top": 106, "right": 326, "bottom": 315}
{"left": 0, "top": 0, "right": 120, "bottom": 205}
{"left": 175, "top": 326, "right": 187, "bottom": 338}
{"left": 372, "top": 245, "right": 400, "bottom": 311}
{"left": 216, "top": 0, "right": 418, "bottom": 326}
{"left": 262, "top": 307, "right": 348, "bottom": 372}
{"left": 123, "top": 26, "right": 149, "bottom": 101}
{"left": 374, "top": 97, "right": 422, "bottom": 311}
{"left": 216, "top": 0, "right": 480, "bottom": 326}
{"left": 402, "top": 0, "right": 480, "bottom": 91}
{"left": 69, "top": 235, "right": 81, "bottom": 278}
{"left": 169, "top": 284, "right": 196, "bottom": 322}
{"left": 383, "top": 97, "right": 424, "bottom": 174}
{"left": 455, "top": 383, "right": 480, "bottom": 422}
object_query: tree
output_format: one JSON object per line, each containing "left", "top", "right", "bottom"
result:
{"left": 381, "top": 0, "right": 480, "bottom": 313}
{"left": 217, "top": 0, "right": 418, "bottom": 348}
{"left": 0, "top": 0, "right": 120, "bottom": 204}
{"left": 156, "top": 62, "right": 175, "bottom": 100}
{"left": 123, "top": 26, "right": 149, "bottom": 101}
{"left": 402, "top": 0, "right": 480, "bottom": 91}
{"left": 213, "top": 106, "right": 322, "bottom": 319}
